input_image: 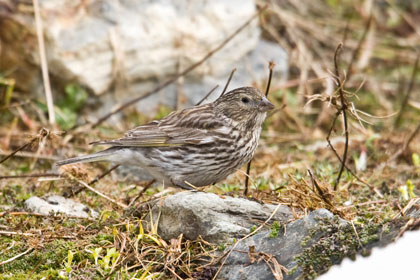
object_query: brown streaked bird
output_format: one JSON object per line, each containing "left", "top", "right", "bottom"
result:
{"left": 57, "top": 87, "right": 274, "bottom": 190}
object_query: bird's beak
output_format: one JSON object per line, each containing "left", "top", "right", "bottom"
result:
{"left": 260, "top": 96, "right": 275, "bottom": 112}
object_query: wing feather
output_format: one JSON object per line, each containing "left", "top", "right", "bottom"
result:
{"left": 91, "top": 104, "right": 223, "bottom": 147}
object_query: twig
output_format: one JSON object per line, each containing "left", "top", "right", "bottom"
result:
{"left": 91, "top": 5, "right": 267, "bottom": 128}
{"left": 341, "top": 9, "right": 354, "bottom": 46}
{"left": 33, "top": 0, "right": 55, "bottom": 126}
{"left": 394, "top": 51, "right": 420, "bottom": 127}
{"left": 265, "top": 62, "right": 275, "bottom": 98}
{"left": 0, "top": 247, "right": 33, "bottom": 266}
{"left": 196, "top": 85, "right": 219, "bottom": 106}
{"left": 63, "top": 165, "right": 120, "bottom": 197}
{"left": 127, "top": 179, "right": 156, "bottom": 208}
{"left": 0, "top": 140, "right": 34, "bottom": 165}
{"left": 89, "top": 164, "right": 120, "bottom": 186}
{"left": 244, "top": 62, "right": 275, "bottom": 195}
{"left": 332, "top": 43, "right": 349, "bottom": 191}
{"left": 338, "top": 199, "right": 388, "bottom": 210}
{"left": 0, "top": 150, "right": 60, "bottom": 161}
{"left": 0, "top": 230, "right": 75, "bottom": 239}
{"left": 394, "top": 218, "right": 415, "bottom": 241}
{"left": 72, "top": 177, "right": 127, "bottom": 208}
{"left": 326, "top": 133, "right": 373, "bottom": 189}
{"left": 403, "top": 122, "right": 420, "bottom": 151}
{"left": 0, "top": 128, "right": 49, "bottom": 164}
{"left": 351, "top": 221, "right": 363, "bottom": 248}
{"left": 0, "top": 231, "right": 38, "bottom": 237}
{"left": 0, "top": 173, "right": 60, "bottom": 179}
{"left": 243, "top": 162, "right": 252, "bottom": 196}
{"left": 212, "top": 203, "right": 283, "bottom": 280}
{"left": 220, "top": 68, "right": 237, "bottom": 96}
{"left": 387, "top": 122, "right": 420, "bottom": 163}
{"left": 346, "top": 12, "right": 373, "bottom": 81}
{"left": 307, "top": 169, "right": 333, "bottom": 207}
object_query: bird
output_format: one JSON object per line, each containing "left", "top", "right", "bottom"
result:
{"left": 57, "top": 87, "right": 274, "bottom": 190}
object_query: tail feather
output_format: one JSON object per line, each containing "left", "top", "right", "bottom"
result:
{"left": 56, "top": 149, "right": 116, "bottom": 166}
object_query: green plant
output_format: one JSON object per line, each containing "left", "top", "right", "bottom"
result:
{"left": 269, "top": 221, "right": 283, "bottom": 238}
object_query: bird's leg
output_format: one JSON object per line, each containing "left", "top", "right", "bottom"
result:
{"left": 171, "top": 179, "right": 198, "bottom": 191}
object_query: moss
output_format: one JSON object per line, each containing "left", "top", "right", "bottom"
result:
{"left": 0, "top": 240, "right": 80, "bottom": 277}
{"left": 0, "top": 269, "right": 59, "bottom": 280}
{"left": 294, "top": 217, "right": 387, "bottom": 279}
{"left": 269, "top": 221, "right": 284, "bottom": 238}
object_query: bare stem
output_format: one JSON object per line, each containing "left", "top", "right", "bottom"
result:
{"left": 244, "top": 61, "right": 275, "bottom": 195}
{"left": 394, "top": 51, "right": 420, "bottom": 127}
{"left": 332, "top": 43, "right": 349, "bottom": 191}
{"left": 196, "top": 85, "right": 219, "bottom": 106}
{"left": 63, "top": 164, "right": 120, "bottom": 197}
{"left": 33, "top": 0, "right": 55, "bottom": 126}
{"left": 220, "top": 68, "right": 237, "bottom": 96}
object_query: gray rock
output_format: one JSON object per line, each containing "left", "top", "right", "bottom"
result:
{"left": 99, "top": 39, "right": 289, "bottom": 118}
{"left": 217, "top": 204, "right": 420, "bottom": 280}
{"left": 1, "top": 1, "right": 289, "bottom": 120}
{"left": 150, "top": 192, "right": 293, "bottom": 243}
{"left": 217, "top": 209, "right": 341, "bottom": 280}
{"left": 406, "top": 199, "right": 420, "bottom": 219}
{"left": 1, "top": 0, "right": 259, "bottom": 95}
{"left": 24, "top": 195, "right": 99, "bottom": 218}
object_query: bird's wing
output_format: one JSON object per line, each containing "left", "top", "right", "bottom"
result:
{"left": 91, "top": 105, "right": 224, "bottom": 147}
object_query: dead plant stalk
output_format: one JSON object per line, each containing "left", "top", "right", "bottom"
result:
{"left": 33, "top": 0, "right": 55, "bottom": 125}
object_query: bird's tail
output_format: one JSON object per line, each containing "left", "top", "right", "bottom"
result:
{"left": 56, "top": 148, "right": 117, "bottom": 166}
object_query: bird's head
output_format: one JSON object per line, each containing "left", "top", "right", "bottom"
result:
{"left": 213, "top": 87, "right": 274, "bottom": 130}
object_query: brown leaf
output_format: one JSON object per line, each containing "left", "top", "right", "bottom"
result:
{"left": 248, "top": 245, "right": 256, "bottom": 263}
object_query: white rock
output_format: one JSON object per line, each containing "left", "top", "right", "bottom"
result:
{"left": 24, "top": 195, "right": 99, "bottom": 218}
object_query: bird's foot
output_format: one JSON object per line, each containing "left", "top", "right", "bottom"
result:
{"left": 171, "top": 179, "right": 200, "bottom": 192}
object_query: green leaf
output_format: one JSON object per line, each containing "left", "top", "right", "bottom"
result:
{"left": 412, "top": 153, "right": 420, "bottom": 167}
{"left": 407, "top": 180, "right": 416, "bottom": 199}
{"left": 55, "top": 106, "right": 77, "bottom": 130}
{"left": 398, "top": 185, "right": 409, "bottom": 201}
{"left": 62, "top": 84, "right": 88, "bottom": 111}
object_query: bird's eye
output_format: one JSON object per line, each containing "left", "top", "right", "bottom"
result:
{"left": 241, "top": 97, "right": 250, "bottom": 104}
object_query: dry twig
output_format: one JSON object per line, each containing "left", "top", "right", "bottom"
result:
{"left": 307, "top": 169, "right": 333, "bottom": 207}
{"left": 196, "top": 67, "right": 236, "bottom": 106}
{"left": 0, "top": 247, "right": 34, "bottom": 266}
{"left": 394, "top": 51, "right": 420, "bottom": 127}
{"left": 71, "top": 176, "right": 127, "bottom": 208}
{"left": 0, "top": 128, "right": 49, "bottom": 164}
{"left": 244, "top": 61, "right": 275, "bottom": 195}
{"left": 329, "top": 43, "right": 349, "bottom": 191}
{"left": 0, "top": 173, "right": 60, "bottom": 179}
{"left": 220, "top": 68, "right": 237, "bottom": 96}
{"left": 127, "top": 179, "right": 156, "bottom": 208}
{"left": 387, "top": 122, "right": 420, "bottom": 163}
{"left": 63, "top": 164, "right": 121, "bottom": 197}
{"left": 196, "top": 85, "right": 219, "bottom": 106}
{"left": 33, "top": 0, "right": 55, "bottom": 125}
{"left": 346, "top": 13, "right": 374, "bottom": 80}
